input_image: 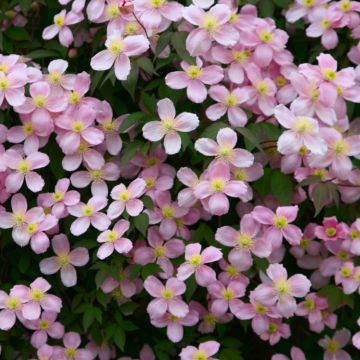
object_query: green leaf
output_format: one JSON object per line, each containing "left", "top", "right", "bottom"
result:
{"left": 26, "top": 49, "right": 59, "bottom": 59}
{"left": 142, "top": 195, "right": 154, "bottom": 210}
{"left": 122, "top": 63, "right": 139, "bottom": 99}
{"left": 113, "top": 328, "right": 126, "bottom": 351}
{"left": 5, "top": 27, "right": 30, "bottom": 41}
{"left": 318, "top": 285, "right": 353, "bottom": 311}
{"left": 137, "top": 57, "right": 157, "bottom": 75}
{"left": 259, "top": 0, "right": 275, "bottom": 17}
{"left": 200, "top": 122, "right": 228, "bottom": 139}
{"left": 270, "top": 170, "right": 294, "bottom": 205}
{"left": 171, "top": 32, "right": 195, "bottom": 64}
{"left": 311, "top": 183, "right": 338, "bottom": 216}
{"left": 121, "top": 141, "right": 142, "bottom": 165}
{"left": 141, "top": 92, "right": 157, "bottom": 113}
{"left": 83, "top": 305, "right": 95, "bottom": 331}
{"left": 134, "top": 213, "right": 149, "bottom": 237}
{"left": 236, "top": 127, "right": 263, "bottom": 153}
{"left": 156, "top": 31, "right": 173, "bottom": 56}
{"left": 119, "top": 112, "right": 144, "bottom": 132}
{"left": 141, "top": 263, "right": 162, "bottom": 279}
{"left": 299, "top": 175, "right": 322, "bottom": 187}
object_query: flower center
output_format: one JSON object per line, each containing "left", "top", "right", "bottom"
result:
{"left": 106, "top": 230, "right": 117, "bottom": 242}
{"left": 218, "top": 145, "right": 233, "bottom": 157}
{"left": 23, "top": 122, "right": 34, "bottom": 135}
{"left": 340, "top": 266, "right": 353, "bottom": 277}
{"left": 300, "top": 238, "right": 309, "bottom": 248}
{"left": 193, "top": 350, "right": 208, "bottom": 360}
{"left": 12, "top": 213, "right": 25, "bottom": 225}
{"left": 275, "top": 75, "right": 287, "bottom": 87}
{"left": 52, "top": 191, "right": 64, "bottom": 201}
{"left": 304, "top": 298, "right": 315, "bottom": 310}
{"left": 154, "top": 245, "right": 165, "bottom": 257}
{"left": 259, "top": 30, "right": 273, "bottom": 43}
{"left": 118, "top": 189, "right": 130, "bottom": 202}
{"left": 0, "top": 63, "right": 9, "bottom": 73}
{"left": 321, "top": 19, "right": 330, "bottom": 29}
{"left": 337, "top": 250, "right": 349, "bottom": 261}
{"left": 350, "top": 230, "right": 360, "bottom": 240}
{"left": 106, "top": 3, "right": 120, "bottom": 17}
{"left": 102, "top": 120, "right": 114, "bottom": 132}
{"left": 275, "top": 279, "right": 290, "bottom": 295}
{"left": 325, "top": 227, "right": 337, "bottom": 237}
{"left": 78, "top": 141, "right": 88, "bottom": 153}
{"left": 33, "top": 95, "right": 47, "bottom": 108}
{"left": 227, "top": 265, "right": 238, "bottom": 277}
{"left": 211, "top": 179, "right": 225, "bottom": 191}
{"left": 109, "top": 39, "right": 124, "bottom": 54}
{"left": 322, "top": 68, "right": 337, "bottom": 81}
{"left": 145, "top": 177, "right": 154, "bottom": 188}
{"left": 256, "top": 80, "right": 268, "bottom": 94}
{"left": 68, "top": 91, "right": 81, "bottom": 105}
{"left": 302, "top": 0, "right": 315, "bottom": 6}
{"left": 112, "top": 288, "right": 123, "bottom": 299}
{"left": 273, "top": 216, "right": 288, "bottom": 228}
{"left": 237, "top": 233, "right": 253, "bottom": 249}
{"left": 339, "top": 0, "right": 351, "bottom": 11}
{"left": 222, "top": 289, "right": 234, "bottom": 300}
{"left": 65, "top": 348, "right": 77, "bottom": 358}
{"left": 39, "top": 319, "right": 49, "bottom": 330}
{"left": 6, "top": 296, "right": 20, "bottom": 309}
{"left": 90, "top": 169, "right": 102, "bottom": 180}
{"left": 234, "top": 169, "right": 247, "bottom": 181}
{"left": 186, "top": 65, "right": 202, "bottom": 79}
{"left": 233, "top": 50, "right": 250, "bottom": 62}
{"left": 71, "top": 120, "right": 84, "bottom": 133}
{"left": 313, "top": 168, "right": 327, "bottom": 179}
{"left": 125, "top": 21, "right": 139, "bottom": 35}
{"left": 189, "top": 254, "right": 202, "bottom": 267}
{"left": 225, "top": 94, "right": 237, "bottom": 106}
{"left": 0, "top": 77, "right": 9, "bottom": 90}
{"left": 161, "top": 118, "right": 175, "bottom": 132}
{"left": 58, "top": 254, "right": 70, "bottom": 266}
{"left": 82, "top": 204, "right": 94, "bottom": 217}
{"left": 268, "top": 322, "right": 278, "bottom": 333}
{"left": 204, "top": 313, "right": 217, "bottom": 325}
{"left": 161, "top": 289, "right": 174, "bottom": 300}
{"left": 54, "top": 15, "right": 65, "bottom": 27}
{"left": 27, "top": 222, "right": 39, "bottom": 234}
{"left": 295, "top": 117, "right": 313, "bottom": 134}
{"left": 48, "top": 71, "right": 62, "bottom": 85}
{"left": 255, "top": 303, "right": 267, "bottom": 314}
{"left": 17, "top": 159, "right": 30, "bottom": 174}
{"left": 202, "top": 15, "right": 218, "bottom": 31}
{"left": 162, "top": 205, "right": 174, "bottom": 218}
{"left": 30, "top": 289, "right": 44, "bottom": 301}
{"left": 333, "top": 140, "right": 348, "bottom": 155}
{"left": 150, "top": 0, "right": 165, "bottom": 8}
{"left": 325, "top": 340, "right": 340, "bottom": 352}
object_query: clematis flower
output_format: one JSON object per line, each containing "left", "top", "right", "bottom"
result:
{"left": 0, "top": 287, "right": 27, "bottom": 330}
{"left": 39, "top": 234, "right": 89, "bottom": 287}
{"left": 274, "top": 104, "right": 327, "bottom": 155}
{"left": 107, "top": 178, "right": 146, "bottom": 219}
{"left": 285, "top": 0, "right": 330, "bottom": 23}
{"left": 315, "top": 216, "right": 349, "bottom": 241}
{"left": 253, "top": 263, "right": 311, "bottom": 318}
{"left": 165, "top": 58, "right": 224, "bottom": 103}
{"left": 55, "top": 332, "right": 93, "bottom": 360}
{"left": 295, "top": 293, "right": 328, "bottom": 325}
{"left": 258, "top": 318, "right": 291, "bottom": 345}
{"left": 318, "top": 329, "right": 351, "bottom": 360}
{"left": 142, "top": 98, "right": 199, "bottom": 154}
{"left": 97, "top": 219, "right": 133, "bottom": 259}
{"left": 195, "top": 127, "right": 254, "bottom": 167}
{"left": 272, "top": 347, "right": 306, "bottom": 360}
{"left": 91, "top": 24, "right": 149, "bottom": 80}
{"left": 68, "top": 196, "right": 110, "bottom": 235}
{"left": 177, "top": 243, "right": 222, "bottom": 286}
{"left": 42, "top": 10, "right": 84, "bottom": 47}
{"left": 144, "top": 276, "right": 189, "bottom": 318}
{"left": 183, "top": 4, "right": 239, "bottom": 56}
{"left": 179, "top": 341, "right": 220, "bottom": 360}
{"left": 251, "top": 205, "right": 303, "bottom": 248}
{"left": 194, "top": 161, "right": 247, "bottom": 216}
{"left": 4, "top": 148, "right": 49, "bottom": 193}
{"left": 0, "top": 69, "right": 27, "bottom": 107}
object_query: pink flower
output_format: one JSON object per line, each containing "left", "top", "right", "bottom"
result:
{"left": 207, "top": 280, "right": 246, "bottom": 316}
{"left": 194, "top": 162, "right": 247, "bottom": 216}
{"left": 179, "top": 341, "right": 220, "bottom": 360}
{"left": 0, "top": 287, "right": 27, "bottom": 330}
{"left": 205, "top": 86, "right": 250, "bottom": 127}
{"left": 258, "top": 318, "right": 291, "bottom": 345}
{"left": 108, "top": 178, "right": 146, "bottom": 218}
{"left": 39, "top": 234, "right": 89, "bottom": 287}
{"left": 0, "top": 69, "right": 27, "bottom": 107}
{"left": 68, "top": 196, "right": 110, "bottom": 235}
{"left": 177, "top": 167, "right": 200, "bottom": 207}
{"left": 144, "top": 276, "right": 189, "bottom": 318}
{"left": 151, "top": 309, "right": 198, "bottom": 343}
{"left": 45, "top": 59, "right": 73, "bottom": 90}
{"left": 134, "top": 226, "right": 184, "bottom": 278}
{"left": 97, "top": 219, "right": 132, "bottom": 259}
{"left": 195, "top": 127, "right": 254, "bottom": 167}
{"left": 134, "top": 0, "right": 183, "bottom": 29}
{"left": 183, "top": 4, "right": 239, "bottom": 55}
{"left": 295, "top": 292, "right": 328, "bottom": 324}
{"left": 353, "top": 318, "right": 360, "bottom": 349}
{"left": 215, "top": 214, "right": 272, "bottom": 270}
{"left": 142, "top": 98, "right": 199, "bottom": 155}
{"left": 26, "top": 311, "right": 64, "bottom": 349}
{"left": 4, "top": 148, "right": 49, "bottom": 193}
{"left": 18, "top": 277, "right": 62, "bottom": 320}
{"left": 165, "top": 58, "right": 224, "bottom": 103}
{"left": 253, "top": 263, "right": 311, "bottom": 318}
{"left": 37, "top": 178, "right": 80, "bottom": 219}
{"left": 251, "top": 205, "right": 303, "bottom": 248}
{"left": 139, "top": 166, "right": 174, "bottom": 198}
{"left": 272, "top": 347, "right": 306, "bottom": 360}
{"left": 318, "top": 329, "right": 351, "bottom": 360}
{"left": 274, "top": 104, "right": 327, "bottom": 155}
{"left": 177, "top": 243, "right": 222, "bottom": 286}
{"left": 285, "top": 0, "right": 329, "bottom": 23}
{"left": 91, "top": 24, "right": 149, "bottom": 80}
{"left": 315, "top": 216, "right": 349, "bottom": 241}
{"left": 42, "top": 10, "right": 84, "bottom": 47}
{"left": 56, "top": 332, "right": 93, "bottom": 360}
{"left": 56, "top": 106, "right": 104, "bottom": 155}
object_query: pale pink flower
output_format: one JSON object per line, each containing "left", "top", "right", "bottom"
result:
{"left": 0, "top": 287, "right": 27, "bottom": 330}
{"left": 165, "top": 58, "right": 224, "bottom": 103}
{"left": 97, "top": 219, "right": 132, "bottom": 259}
{"left": 108, "top": 178, "right": 146, "bottom": 219}
{"left": 315, "top": 216, "right": 349, "bottom": 241}
{"left": 40, "top": 234, "right": 89, "bottom": 287}
{"left": 45, "top": 59, "right": 73, "bottom": 90}
{"left": 253, "top": 263, "right": 311, "bottom": 318}
{"left": 206, "top": 86, "right": 250, "bottom": 127}
{"left": 177, "top": 167, "right": 200, "bottom": 207}
{"left": 142, "top": 98, "right": 199, "bottom": 154}
{"left": 139, "top": 166, "right": 174, "bottom": 198}
{"left": 215, "top": 214, "right": 272, "bottom": 270}
{"left": 194, "top": 162, "right": 247, "bottom": 216}
{"left": 251, "top": 205, "right": 303, "bottom": 248}
{"left": 91, "top": 24, "right": 149, "bottom": 80}
{"left": 18, "top": 277, "right": 62, "bottom": 320}
{"left": 285, "top": 0, "right": 330, "bottom": 23}
{"left": 134, "top": 226, "right": 184, "bottom": 278}
{"left": 0, "top": 69, "right": 26, "bottom": 107}
{"left": 195, "top": 127, "right": 254, "bottom": 167}
{"left": 179, "top": 341, "right": 220, "bottom": 360}
{"left": 150, "top": 309, "right": 198, "bottom": 343}
{"left": 42, "top": 10, "right": 84, "bottom": 47}
{"left": 144, "top": 276, "right": 189, "bottom": 318}
{"left": 56, "top": 332, "right": 93, "bottom": 360}
{"left": 272, "top": 347, "right": 306, "bottom": 360}
{"left": 86, "top": 0, "right": 133, "bottom": 23}
{"left": 134, "top": 0, "right": 183, "bottom": 29}
{"left": 274, "top": 104, "right": 327, "bottom": 155}
{"left": 295, "top": 292, "right": 328, "bottom": 324}
{"left": 177, "top": 243, "right": 222, "bottom": 286}
{"left": 37, "top": 178, "right": 80, "bottom": 219}
{"left": 4, "top": 148, "right": 49, "bottom": 193}
{"left": 56, "top": 106, "right": 104, "bottom": 155}
{"left": 183, "top": 4, "right": 239, "bottom": 55}
{"left": 318, "top": 329, "right": 351, "bottom": 360}
{"left": 353, "top": 318, "right": 360, "bottom": 349}
{"left": 68, "top": 196, "right": 110, "bottom": 235}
